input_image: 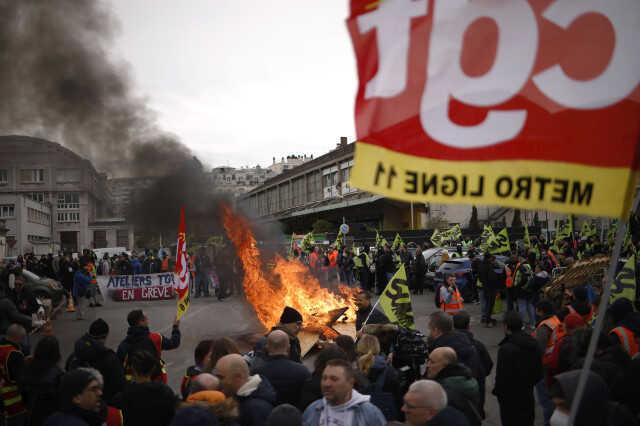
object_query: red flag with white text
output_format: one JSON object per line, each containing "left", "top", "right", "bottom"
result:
{"left": 175, "top": 207, "right": 190, "bottom": 319}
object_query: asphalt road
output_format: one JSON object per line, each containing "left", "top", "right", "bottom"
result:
{"left": 40, "top": 287, "right": 543, "bottom": 426}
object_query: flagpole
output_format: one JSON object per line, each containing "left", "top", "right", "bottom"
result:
{"left": 569, "top": 192, "right": 640, "bottom": 426}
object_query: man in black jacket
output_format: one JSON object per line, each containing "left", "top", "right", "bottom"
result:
{"left": 477, "top": 254, "right": 503, "bottom": 326}
{"left": 252, "top": 330, "right": 310, "bottom": 407}
{"left": 254, "top": 306, "right": 304, "bottom": 363}
{"left": 413, "top": 246, "right": 427, "bottom": 295}
{"left": 427, "top": 311, "right": 483, "bottom": 383}
{"left": 355, "top": 291, "right": 389, "bottom": 332}
{"left": 453, "top": 310, "right": 493, "bottom": 418}
{"left": 493, "top": 311, "right": 543, "bottom": 426}
{"left": 68, "top": 319, "right": 125, "bottom": 404}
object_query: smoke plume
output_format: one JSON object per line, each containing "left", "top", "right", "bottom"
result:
{"left": 0, "top": 0, "right": 191, "bottom": 176}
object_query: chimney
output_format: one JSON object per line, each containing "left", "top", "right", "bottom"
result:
{"left": 340, "top": 136, "right": 348, "bottom": 147}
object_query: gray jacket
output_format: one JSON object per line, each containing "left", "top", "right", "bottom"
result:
{"left": 302, "top": 390, "right": 386, "bottom": 426}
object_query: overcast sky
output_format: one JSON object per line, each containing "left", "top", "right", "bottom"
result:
{"left": 108, "top": 0, "right": 357, "bottom": 169}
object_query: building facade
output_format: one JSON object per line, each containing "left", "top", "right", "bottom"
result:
{"left": 239, "top": 138, "right": 565, "bottom": 233}
{"left": 108, "top": 176, "right": 158, "bottom": 217}
{"left": 209, "top": 155, "right": 312, "bottom": 197}
{"left": 0, "top": 135, "right": 132, "bottom": 254}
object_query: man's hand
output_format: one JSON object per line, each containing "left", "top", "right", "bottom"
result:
{"left": 173, "top": 317, "right": 180, "bottom": 328}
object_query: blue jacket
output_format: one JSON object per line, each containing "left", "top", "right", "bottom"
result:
{"left": 73, "top": 270, "right": 91, "bottom": 298}
{"left": 131, "top": 259, "right": 142, "bottom": 275}
{"left": 303, "top": 390, "right": 386, "bottom": 426}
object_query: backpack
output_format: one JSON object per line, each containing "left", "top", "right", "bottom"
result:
{"left": 366, "top": 367, "right": 399, "bottom": 421}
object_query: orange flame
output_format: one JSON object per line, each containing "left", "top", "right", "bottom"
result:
{"left": 221, "top": 204, "right": 357, "bottom": 330}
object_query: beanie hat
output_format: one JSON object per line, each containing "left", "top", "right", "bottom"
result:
{"left": 186, "top": 390, "right": 225, "bottom": 404}
{"left": 607, "top": 297, "right": 634, "bottom": 324}
{"left": 59, "top": 369, "right": 95, "bottom": 410}
{"left": 170, "top": 406, "right": 219, "bottom": 426}
{"left": 89, "top": 318, "right": 109, "bottom": 339}
{"left": 564, "top": 313, "right": 586, "bottom": 332}
{"left": 279, "top": 306, "right": 303, "bottom": 324}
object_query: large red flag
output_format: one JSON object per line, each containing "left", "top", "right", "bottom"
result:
{"left": 175, "top": 207, "right": 189, "bottom": 319}
{"left": 347, "top": 0, "right": 640, "bottom": 218}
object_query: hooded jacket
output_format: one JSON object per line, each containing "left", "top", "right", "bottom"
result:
{"left": 302, "top": 389, "right": 386, "bottom": 426}
{"left": 493, "top": 331, "right": 543, "bottom": 400}
{"left": 235, "top": 375, "right": 276, "bottom": 426}
{"left": 70, "top": 333, "right": 126, "bottom": 403}
{"left": 252, "top": 354, "right": 310, "bottom": 407}
{"left": 434, "top": 363, "right": 481, "bottom": 426}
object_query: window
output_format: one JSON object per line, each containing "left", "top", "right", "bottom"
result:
{"left": 27, "top": 207, "right": 50, "bottom": 225}
{"left": 28, "top": 235, "right": 50, "bottom": 243}
{"left": 116, "top": 229, "right": 129, "bottom": 247}
{"left": 94, "top": 230, "right": 107, "bottom": 248}
{"left": 0, "top": 169, "right": 7, "bottom": 184}
{"left": 57, "top": 192, "right": 80, "bottom": 209}
{"left": 56, "top": 169, "right": 81, "bottom": 183}
{"left": 20, "top": 169, "right": 45, "bottom": 183}
{"left": 57, "top": 212, "right": 80, "bottom": 223}
{"left": 0, "top": 205, "right": 15, "bottom": 218}
{"left": 25, "top": 192, "right": 48, "bottom": 203}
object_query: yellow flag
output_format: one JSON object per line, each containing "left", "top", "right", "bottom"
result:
{"left": 377, "top": 264, "right": 415, "bottom": 330}
{"left": 611, "top": 255, "right": 636, "bottom": 304}
{"left": 488, "top": 228, "right": 511, "bottom": 255}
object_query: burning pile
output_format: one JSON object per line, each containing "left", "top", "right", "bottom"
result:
{"left": 221, "top": 204, "right": 357, "bottom": 330}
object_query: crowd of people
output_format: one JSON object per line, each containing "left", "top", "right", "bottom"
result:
{"left": 0, "top": 226, "right": 638, "bottom": 426}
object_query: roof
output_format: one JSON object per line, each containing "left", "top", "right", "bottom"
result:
{"left": 243, "top": 142, "right": 355, "bottom": 197}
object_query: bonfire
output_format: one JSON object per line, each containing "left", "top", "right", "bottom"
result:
{"left": 221, "top": 204, "right": 358, "bottom": 332}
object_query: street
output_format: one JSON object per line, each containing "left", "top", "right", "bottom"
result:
{"left": 38, "top": 285, "right": 544, "bottom": 426}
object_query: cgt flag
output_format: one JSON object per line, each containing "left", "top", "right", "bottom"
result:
{"left": 347, "top": 0, "right": 640, "bottom": 218}
{"left": 377, "top": 264, "right": 415, "bottom": 330}
{"left": 487, "top": 228, "right": 511, "bottom": 255}
{"left": 175, "top": 207, "right": 190, "bottom": 320}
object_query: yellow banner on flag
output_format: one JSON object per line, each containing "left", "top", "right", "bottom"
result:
{"left": 377, "top": 264, "right": 415, "bottom": 330}
{"left": 611, "top": 256, "right": 636, "bottom": 304}
{"left": 487, "top": 228, "right": 511, "bottom": 255}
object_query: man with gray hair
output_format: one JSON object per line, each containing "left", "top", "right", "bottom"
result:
{"left": 401, "top": 380, "right": 469, "bottom": 426}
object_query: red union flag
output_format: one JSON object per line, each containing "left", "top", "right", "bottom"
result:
{"left": 175, "top": 207, "right": 190, "bottom": 319}
{"left": 347, "top": 0, "right": 640, "bottom": 218}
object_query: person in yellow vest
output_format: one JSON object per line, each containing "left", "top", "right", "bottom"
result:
{"left": 606, "top": 298, "right": 639, "bottom": 358}
{"left": 0, "top": 324, "right": 27, "bottom": 426}
{"left": 440, "top": 274, "right": 464, "bottom": 315}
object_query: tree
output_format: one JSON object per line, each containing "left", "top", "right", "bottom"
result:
{"left": 511, "top": 209, "right": 523, "bottom": 228}
{"left": 312, "top": 219, "right": 333, "bottom": 234}
{"left": 468, "top": 205, "right": 480, "bottom": 232}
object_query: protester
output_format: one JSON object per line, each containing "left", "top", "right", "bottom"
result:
{"left": 606, "top": 297, "right": 639, "bottom": 358}
{"left": 452, "top": 310, "right": 492, "bottom": 418}
{"left": 215, "top": 353, "right": 275, "bottom": 426}
{"left": 252, "top": 330, "right": 310, "bottom": 407}
{"left": 477, "top": 254, "right": 502, "bottom": 327}
{"left": 116, "top": 309, "right": 181, "bottom": 384}
{"left": 401, "top": 380, "right": 469, "bottom": 426}
{"left": 355, "top": 334, "right": 401, "bottom": 420}
{"left": 266, "top": 404, "right": 301, "bottom": 426}
{"left": 184, "top": 373, "right": 225, "bottom": 404}
{"left": 21, "top": 336, "right": 65, "bottom": 426}
{"left": 170, "top": 406, "right": 219, "bottom": 426}
{"left": 493, "top": 311, "right": 543, "bottom": 426}
{"left": 67, "top": 318, "right": 126, "bottom": 404}
{"left": 0, "top": 324, "right": 28, "bottom": 425}
{"left": 254, "top": 306, "right": 303, "bottom": 363}
{"left": 72, "top": 262, "right": 92, "bottom": 320}
{"left": 44, "top": 368, "right": 105, "bottom": 426}
{"left": 354, "top": 291, "right": 389, "bottom": 331}
{"left": 439, "top": 274, "right": 464, "bottom": 315}
{"left": 180, "top": 339, "right": 213, "bottom": 400}
{"left": 299, "top": 344, "right": 351, "bottom": 410}
{"left": 412, "top": 245, "right": 426, "bottom": 295}
{"left": 302, "top": 359, "right": 386, "bottom": 426}
{"left": 426, "top": 347, "right": 480, "bottom": 426}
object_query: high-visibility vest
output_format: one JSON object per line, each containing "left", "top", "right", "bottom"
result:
{"left": 610, "top": 326, "right": 639, "bottom": 358}
{"left": 161, "top": 257, "right": 170, "bottom": 272}
{"left": 566, "top": 305, "right": 594, "bottom": 325}
{"left": 0, "top": 344, "right": 27, "bottom": 417}
{"left": 535, "top": 316, "right": 566, "bottom": 366}
{"left": 88, "top": 263, "right": 98, "bottom": 285}
{"left": 124, "top": 332, "right": 168, "bottom": 384}
{"left": 353, "top": 256, "right": 363, "bottom": 268}
{"left": 328, "top": 251, "right": 338, "bottom": 267}
{"left": 441, "top": 288, "right": 464, "bottom": 314}
{"left": 309, "top": 252, "right": 319, "bottom": 269}
{"left": 505, "top": 264, "right": 514, "bottom": 288}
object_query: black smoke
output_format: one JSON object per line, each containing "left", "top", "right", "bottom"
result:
{"left": 0, "top": 0, "right": 191, "bottom": 176}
